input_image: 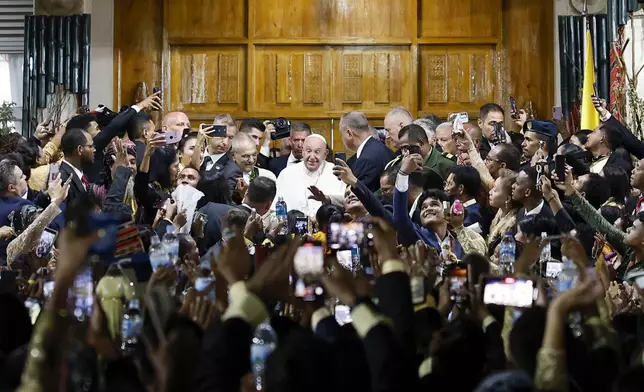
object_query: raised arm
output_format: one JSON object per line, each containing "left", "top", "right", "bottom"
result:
{"left": 393, "top": 155, "right": 424, "bottom": 246}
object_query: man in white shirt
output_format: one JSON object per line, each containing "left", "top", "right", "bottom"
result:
{"left": 223, "top": 133, "right": 276, "bottom": 201}
{"left": 273, "top": 134, "right": 345, "bottom": 219}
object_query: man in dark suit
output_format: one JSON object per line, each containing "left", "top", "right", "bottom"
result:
{"left": 199, "top": 114, "right": 237, "bottom": 180}
{"left": 59, "top": 128, "right": 96, "bottom": 205}
{"left": 267, "top": 123, "right": 312, "bottom": 177}
{"left": 339, "top": 111, "right": 394, "bottom": 192}
{"left": 512, "top": 166, "right": 555, "bottom": 222}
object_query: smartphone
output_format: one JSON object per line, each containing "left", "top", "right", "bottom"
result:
{"left": 552, "top": 106, "right": 563, "bottom": 121}
{"left": 442, "top": 201, "right": 451, "bottom": 218}
{"left": 293, "top": 243, "right": 325, "bottom": 301}
{"left": 449, "top": 112, "right": 469, "bottom": 123}
{"left": 153, "top": 87, "right": 162, "bottom": 95}
{"left": 336, "top": 249, "right": 356, "bottom": 271}
{"left": 43, "top": 280, "right": 55, "bottom": 298}
{"left": 554, "top": 154, "right": 566, "bottom": 180}
{"left": 448, "top": 267, "right": 468, "bottom": 302}
{"left": 334, "top": 304, "right": 353, "bottom": 325}
{"left": 411, "top": 275, "right": 426, "bottom": 305}
{"left": 545, "top": 261, "right": 563, "bottom": 278}
{"left": 193, "top": 211, "right": 208, "bottom": 225}
{"left": 293, "top": 216, "right": 309, "bottom": 235}
{"left": 334, "top": 152, "right": 347, "bottom": 162}
{"left": 36, "top": 228, "right": 57, "bottom": 258}
{"left": 482, "top": 276, "right": 537, "bottom": 308}
{"left": 194, "top": 276, "right": 215, "bottom": 301}
{"left": 164, "top": 130, "right": 180, "bottom": 145}
{"left": 407, "top": 145, "right": 421, "bottom": 155}
{"left": 70, "top": 265, "right": 94, "bottom": 320}
{"left": 48, "top": 164, "right": 59, "bottom": 183}
{"left": 327, "top": 222, "right": 366, "bottom": 250}
{"left": 24, "top": 298, "right": 42, "bottom": 325}
{"left": 509, "top": 96, "right": 518, "bottom": 116}
{"left": 204, "top": 124, "right": 227, "bottom": 138}
{"left": 593, "top": 82, "right": 598, "bottom": 97}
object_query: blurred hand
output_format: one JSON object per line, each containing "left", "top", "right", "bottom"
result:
{"left": 553, "top": 167, "right": 574, "bottom": 197}
{"left": 179, "top": 288, "right": 217, "bottom": 330}
{"left": 191, "top": 217, "right": 205, "bottom": 239}
{"left": 236, "top": 178, "right": 249, "bottom": 200}
{"left": 247, "top": 238, "right": 301, "bottom": 304}
{"left": 173, "top": 207, "right": 188, "bottom": 228}
{"left": 540, "top": 175, "right": 558, "bottom": 202}
{"left": 513, "top": 109, "right": 528, "bottom": 128}
{"left": 321, "top": 258, "right": 359, "bottom": 306}
{"left": 0, "top": 226, "right": 15, "bottom": 239}
{"left": 112, "top": 138, "right": 130, "bottom": 169}
{"left": 514, "top": 237, "right": 544, "bottom": 276}
{"left": 215, "top": 234, "right": 251, "bottom": 285}
{"left": 447, "top": 207, "right": 465, "bottom": 229}
{"left": 262, "top": 120, "right": 275, "bottom": 145}
{"left": 591, "top": 95, "right": 609, "bottom": 118}
{"left": 400, "top": 154, "right": 423, "bottom": 174}
{"left": 332, "top": 159, "right": 357, "bottom": 187}
{"left": 552, "top": 276, "right": 604, "bottom": 314}
{"left": 308, "top": 186, "right": 330, "bottom": 204}
{"left": 243, "top": 208, "right": 263, "bottom": 239}
{"left": 145, "top": 134, "right": 166, "bottom": 156}
{"left": 561, "top": 237, "right": 591, "bottom": 280}
{"left": 437, "top": 281, "right": 453, "bottom": 317}
{"left": 55, "top": 228, "right": 100, "bottom": 287}
{"left": 137, "top": 90, "right": 163, "bottom": 112}
{"left": 181, "top": 259, "right": 199, "bottom": 284}
{"left": 34, "top": 120, "right": 54, "bottom": 141}
{"left": 368, "top": 217, "right": 398, "bottom": 262}
{"left": 48, "top": 175, "right": 71, "bottom": 206}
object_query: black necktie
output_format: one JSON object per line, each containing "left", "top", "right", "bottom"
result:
{"left": 293, "top": 159, "right": 301, "bottom": 164}
{"left": 201, "top": 156, "right": 212, "bottom": 171}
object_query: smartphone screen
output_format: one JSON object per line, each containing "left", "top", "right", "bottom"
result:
{"left": 36, "top": 228, "right": 57, "bottom": 258}
{"left": 293, "top": 217, "right": 309, "bottom": 235}
{"left": 293, "top": 243, "right": 324, "bottom": 301}
{"left": 634, "top": 275, "right": 644, "bottom": 290}
{"left": 555, "top": 155, "right": 566, "bottom": 180}
{"left": 509, "top": 96, "right": 518, "bottom": 115}
{"left": 194, "top": 276, "right": 215, "bottom": 300}
{"left": 448, "top": 268, "right": 468, "bottom": 301}
{"left": 48, "top": 164, "right": 59, "bottom": 183}
{"left": 334, "top": 304, "right": 352, "bottom": 325}
{"left": 483, "top": 277, "right": 536, "bottom": 308}
{"left": 71, "top": 265, "right": 94, "bottom": 320}
{"left": 327, "top": 222, "right": 365, "bottom": 250}
{"left": 407, "top": 145, "right": 421, "bottom": 155}
{"left": 336, "top": 250, "right": 355, "bottom": 271}
{"left": 43, "top": 281, "right": 55, "bottom": 298}
{"left": 545, "top": 261, "right": 563, "bottom": 278}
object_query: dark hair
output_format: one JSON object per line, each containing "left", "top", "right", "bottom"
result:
{"left": 558, "top": 142, "right": 584, "bottom": 156}
{"left": 510, "top": 307, "right": 546, "bottom": 377}
{"left": 246, "top": 177, "right": 276, "bottom": 204}
{"left": 222, "top": 208, "right": 250, "bottom": 231}
{"left": 601, "top": 123, "right": 624, "bottom": 150}
{"left": 399, "top": 124, "right": 427, "bottom": 143}
{"left": 149, "top": 147, "right": 178, "bottom": 189}
{"left": 581, "top": 173, "right": 610, "bottom": 209}
{"left": 315, "top": 204, "right": 344, "bottom": 230}
{"left": 127, "top": 111, "right": 153, "bottom": 140}
{"left": 418, "top": 188, "right": 449, "bottom": 211}
{"left": 520, "top": 167, "right": 539, "bottom": 196}
{"left": 291, "top": 122, "right": 312, "bottom": 135}
{"left": 572, "top": 129, "right": 591, "bottom": 146}
{"left": 381, "top": 164, "right": 398, "bottom": 186}
{"left": 1, "top": 153, "right": 30, "bottom": 181}
{"left": 420, "top": 113, "right": 441, "bottom": 125}
{"left": 10, "top": 204, "right": 41, "bottom": 235}
{"left": 16, "top": 138, "right": 41, "bottom": 168}
{"left": 240, "top": 117, "right": 266, "bottom": 133}
{"left": 0, "top": 133, "right": 23, "bottom": 155}
{"left": 177, "top": 233, "right": 195, "bottom": 261}
{"left": 178, "top": 133, "right": 197, "bottom": 154}
{"left": 66, "top": 113, "right": 97, "bottom": 132}
{"left": 197, "top": 174, "right": 233, "bottom": 205}
{"left": 287, "top": 210, "right": 306, "bottom": 234}
{"left": 450, "top": 165, "right": 482, "bottom": 198}
{"left": 602, "top": 166, "right": 629, "bottom": 204}
{"left": 0, "top": 159, "right": 19, "bottom": 193}
{"left": 517, "top": 214, "right": 557, "bottom": 238}
{"left": 600, "top": 205, "right": 622, "bottom": 227}
{"left": 479, "top": 103, "right": 504, "bottom": 120}
{"left": 494, "top": 143, "right": 521, "bottom": 171}
{"left": 61, "top": 128, "right": 89, "bottom": 156}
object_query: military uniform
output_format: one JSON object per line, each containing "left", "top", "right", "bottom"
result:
{"left": 385, "top": 146, "right": 455, "bottom": 181}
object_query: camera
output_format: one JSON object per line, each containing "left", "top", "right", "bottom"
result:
{"left": 270, "top": 117, "right": 291, "bottom": 140}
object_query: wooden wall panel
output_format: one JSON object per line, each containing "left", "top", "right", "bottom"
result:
{"left": 252, "top": 0, "right": 412, "bottom": 39}
{"left": 253, "top": 47, "right": 332, "bottom": 113}
{"left": 419, "top": 0, "right": 501, "bottom": 39}
{"left": 114, "top": 0, "right": 555, "bottom": 153}
{"left": 419, "top": 46, "right": 496, "bottom": 117}
{"left": 169, "top": 46, "right": 246, "bottom": 115}
{"left": 165, "top": 0, "right": 246, "bottom": 40}
{"left": 332, "top": 47, "right": 411, "bottom": 114}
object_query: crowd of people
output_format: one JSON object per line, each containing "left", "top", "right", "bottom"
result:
{"left": 1, "top": 89, "right": 644, "bottom": 392}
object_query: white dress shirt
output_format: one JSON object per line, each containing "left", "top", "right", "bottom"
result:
{"left": 355, "top": 136, "right": 371, "bottom": 159}
{"left": 204, "top": 151, "right": 225, "bottom": 171}
{"left": 525, "top": 199, "right": 545, "bottom": 216}
{"left": 62, "top": 159, "right": 86, "bottom": 189}
{"left": 243, "top": 167, "right": 277, "bottom": 184}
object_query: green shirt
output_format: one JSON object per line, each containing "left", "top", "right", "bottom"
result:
{"left": 424, "top": 147, "right": 456, "bottom": 181}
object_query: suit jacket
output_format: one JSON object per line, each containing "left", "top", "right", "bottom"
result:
{"left": 86, "top": 106, "right": 139, "bottom": 182}
{"left": 197, "top": 202, "right": 236, "bottom": 256}
{"left": 59, "top": 161, "right": 89, "bottom": 206}
{"left": 200, "top": 152, "right": 232, "bottom": 180}
{"left": 516, "top": 201, "right": 555, "bottom": 223}
{"left": 353, "top": 138, "right": 395, "bottom": 192}
{"left": 268, "top": 154, "right": 289, "bottom": 177}
{"left": 220, "top": 161, "right": 244, "bottom": 197}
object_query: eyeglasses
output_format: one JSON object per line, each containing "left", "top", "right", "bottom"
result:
{"left": 485, "top": 156, "right": 502, "bottom": 164}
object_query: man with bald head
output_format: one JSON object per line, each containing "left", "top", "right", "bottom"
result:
{"left": 384, "top": 106, "right": 413, "bottom": 149}
{"left": 339, "top": 111, "right": 394, "bottom": 191}
{"left": 162, "top": 111, "right": 191, "bottom": 135}
{"left": 273, "top": 134, "right": 345, "bottom": 218}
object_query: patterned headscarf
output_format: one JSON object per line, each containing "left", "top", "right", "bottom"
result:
{"left": 9, "top": 204, "right": 43, "bottom": 236}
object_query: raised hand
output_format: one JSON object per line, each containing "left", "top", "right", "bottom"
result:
{"left": 48, "top": 175, "right": 72, "bottom": 206}
{"left": 400, "top": 153, "right": 423, "bottom": 174}
{"left": 247, "top": 237, "right": 302, "bottom": 304}
{"left": 332, "top": 159, "right": 358, "bottom": 187}
{"left": 112, "top": 138, "right": 129, "bottom": 168}
{"left": 137, "top": 90, "right": 163, "bottom": 112}
{"left": 308, "top": 185, "right": 330, "bottom": 204}
{"left": 591, "top": 95, "right": 609, "bottom": 118}
{"left": 0, "top": 226, "right": 15, "bottom": 239}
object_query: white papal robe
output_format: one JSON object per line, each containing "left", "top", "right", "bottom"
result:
{"left": 273, "top": 161, "right": 346, "bottom": 219}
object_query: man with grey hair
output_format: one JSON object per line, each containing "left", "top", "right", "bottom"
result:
{"left": 435, "top": 122, "right": 458, "bottom": 158}
{"left": 222, "top": 132, "right": 276, "bottom": 201}
{"left": 384, "top": 106, "right": 413, "bottom": 148}
{"left": 413, "top": 118, "right": 437, "bottom": 146}
{"left": 339, "top": 111, "right": 394, "bottom": 191}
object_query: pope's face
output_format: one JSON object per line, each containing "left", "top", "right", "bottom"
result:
{"left": 303, "top": 138, "right": 328, "bottom": 172}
